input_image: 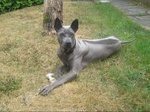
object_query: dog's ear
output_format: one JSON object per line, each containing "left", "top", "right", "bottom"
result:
{"left": 54, "top": 18, "right": 62, "bottom": 32}
{"left": 71, "top": 19, "right": 78, "bottom": 32}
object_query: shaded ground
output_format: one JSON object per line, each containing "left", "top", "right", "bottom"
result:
{"left": 130, "top": 0, "right": 150, "bottom": 7}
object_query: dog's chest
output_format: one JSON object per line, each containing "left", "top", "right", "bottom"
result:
{"left": 58, "top": 52, "right": 74, "bottom": 66}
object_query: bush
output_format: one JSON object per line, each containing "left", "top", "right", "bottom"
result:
{"left": 0, "top": 0, "right": 43, "bottom": 14}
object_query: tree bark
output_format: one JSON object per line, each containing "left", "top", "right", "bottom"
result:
{"left": 42, "top": 0, "right": 63, "bottom": 35}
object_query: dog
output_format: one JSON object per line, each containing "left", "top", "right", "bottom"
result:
{"left": 39, "top": 18, "right": 133, "bottom": 95}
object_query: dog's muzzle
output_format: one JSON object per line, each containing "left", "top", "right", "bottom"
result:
{"left": 61, "top": 40, "right": 76, "bottom": 55}
{"left": 62, "top": 42, "right": 72, "bottom": 52}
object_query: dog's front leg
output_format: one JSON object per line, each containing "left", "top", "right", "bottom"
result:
{"left": 56, "top": 65, "right": 70, "bottom": 79}
{"left": 40, "top": 57, "right": 83, "bottom": 96}
{"left": 39, "top": 70, "right": 77, "bottom": 96}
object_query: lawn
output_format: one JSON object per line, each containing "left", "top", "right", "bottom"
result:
{"left": 0, "top": 1, "right": 150, "bottom": 111}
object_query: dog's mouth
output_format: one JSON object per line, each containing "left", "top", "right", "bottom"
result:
{"left": 61, "top": 45, "right": 72, "bottom": 53}
{"left": 61, "top": 42, "right": 76, "bottom": 55}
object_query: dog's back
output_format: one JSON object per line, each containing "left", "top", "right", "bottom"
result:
{"left": 78, "top": 36, "right": 121, "bottom": 61}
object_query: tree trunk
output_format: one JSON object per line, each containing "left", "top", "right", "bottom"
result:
{"left": 42, "top": 0, "right": 63, "bottom": 35}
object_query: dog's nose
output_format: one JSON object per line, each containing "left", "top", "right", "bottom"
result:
{"left": 65, "top": 42, "right": 71, "bottom": 46}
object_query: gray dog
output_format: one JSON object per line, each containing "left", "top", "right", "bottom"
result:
{"left": 40, "top": 18, "right": 133, "bottom": 95}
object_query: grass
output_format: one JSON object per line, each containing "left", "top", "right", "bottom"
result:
{"left": 0, "top": 75, "right": 22, "bottom": 96}
{"left": 0, "top": 1, "right": 150, "bottom": 111}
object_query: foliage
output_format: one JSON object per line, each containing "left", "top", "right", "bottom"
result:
{"left": 0, "top": 0, "right": 43, "bottom": 14}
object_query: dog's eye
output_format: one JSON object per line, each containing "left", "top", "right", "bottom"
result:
{"left": 60, "top": 33, "right": 65, "bottom": 37}
{"left": 70, "top": 33, "right": 74, "bottom": 37}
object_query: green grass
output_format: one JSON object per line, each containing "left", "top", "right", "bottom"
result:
{"left": 0, "top": 1, "right": 150, "bottom": 111}
{"left": 0, "top": 75, "right": 22, "bottom": 96}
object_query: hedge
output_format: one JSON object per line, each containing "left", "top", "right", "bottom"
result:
{"left": 0, "top": 0, "right": 44, "bottom": 14}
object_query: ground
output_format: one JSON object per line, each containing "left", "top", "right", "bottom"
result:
{"left": 111, "top": 0, "right": 150, "bottom": 30}
{"left": 0, "top": 1, "right": 150, "bottom": 111}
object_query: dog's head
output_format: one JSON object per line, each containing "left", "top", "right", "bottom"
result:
{"left": 54, "top": 18, "right": 78, "bottom": 54}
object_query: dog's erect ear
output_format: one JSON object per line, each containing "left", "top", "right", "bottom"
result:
{"left": 71, "top": 19, "right": 78, "bottom": 32}
{"left": 54, "top": 18, "right": 62, "bottom": 32}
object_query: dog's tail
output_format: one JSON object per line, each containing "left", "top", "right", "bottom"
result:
{"left": 121, "top": 39, "right": 135, "bottom": 44}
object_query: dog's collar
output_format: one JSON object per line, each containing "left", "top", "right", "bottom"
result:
{"left": 65, "top": 41, "right": 76, "bottom": 55}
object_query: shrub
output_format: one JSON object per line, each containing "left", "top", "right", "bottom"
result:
{"left": 0, "top": 0, "right": 43, "bottom": 14}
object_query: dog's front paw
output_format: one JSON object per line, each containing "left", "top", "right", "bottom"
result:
{"left": 39, "top": 85, "right": 52, "bottom": 96}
